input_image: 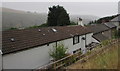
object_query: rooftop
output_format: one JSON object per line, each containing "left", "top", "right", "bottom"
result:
{"left": 111, "top": 15, "right": 120, "bottom": 22}
{"left": 87, "top": 24, "right": 109, "bottom": 34}
{"left": 92, "top": 33, "right": 109, "bottom": 42}
{"left": 2, "top": 26, "right": 92, "bottom": 55}
{"left": 104, "top": 22, "right": 116, "bottom": 29}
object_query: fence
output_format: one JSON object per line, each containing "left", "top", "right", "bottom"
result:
{"left": 35, "top": 39, "right": 119, "bottom": 71}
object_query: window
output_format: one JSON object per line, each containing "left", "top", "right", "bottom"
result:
{"left": 73, "top": 48, "right": 81, "bottom": 54}
{"left": 73, "top": 51, "right": 76, "bottom": 54}
{"left": 73, "top": 35, "right": 79, "bottom": 45}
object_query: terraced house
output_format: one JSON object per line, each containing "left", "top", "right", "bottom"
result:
{"left": 2, "top": 25, "right": 95, "bottom": 69}
{"left": 110, "top": 15, "right": 120, "bottom": 30}
{"left": 87, "top": 23, "right": 116, "bottom": 42}
{"left": 2, "top": 16, "right": 118, "bottom": 70}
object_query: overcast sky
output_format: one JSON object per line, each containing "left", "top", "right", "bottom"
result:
{"left": 2, "top": 0, "right": 120, "bottom": 2}
{"left": 2, "top": 2, "right": 119, "bottom": 17}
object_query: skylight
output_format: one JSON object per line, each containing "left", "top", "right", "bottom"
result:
{"left": 10, "top": 38, "right": 15, "bottom": 42}
{"left": 43, "top": 34, "right": 45, "bottom": 36}
{"left": 52, "top": 28, "right": 57, "bottom": 32}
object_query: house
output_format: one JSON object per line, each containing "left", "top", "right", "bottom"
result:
{"left": 87, "top": 24, "right": 111, "bottom": 42}
{"left": 110, "top": 15, "right": 120, "bottom": 30}
{"left": 2, "top": 17, "right": 117, "bottom": 70}
{"left": 2, "top": 25, "right": 93, "bottom": 69}
{"left": 104, "top": 22, "right": 117, "bottom": 38}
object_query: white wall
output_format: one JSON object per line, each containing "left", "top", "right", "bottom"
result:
{"left": 57, "top": 38, "right": 78, "bottom": 54}
{"left": 80, "top": 35, "right": 86, "bottom": 54}
{"left": 58, "top": 33, "right": 93, "bottom": 54}
{"left": 86, "top": 33, "right": 93, "bottom": 45}
{"left": 3, "top": 33, "right": 93, "bottom": 69}
{"left": 3, "top": 43, "right": 55, "bottom": 69}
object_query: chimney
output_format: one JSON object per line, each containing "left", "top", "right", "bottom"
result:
{"left": 78, "top": 18, "right": 84, "bottom": 26}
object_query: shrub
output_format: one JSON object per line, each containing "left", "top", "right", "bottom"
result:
{"left": 9, "top": 27, "right": 18, "bottom": 30}
{"left": 113, "top": 30, "right": 120, "bottom": 38}
{"left": 49, "top": 43, "right": 68, "bottom": 60}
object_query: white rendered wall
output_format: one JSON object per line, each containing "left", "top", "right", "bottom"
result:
{"left": 57, "top": 35, "right": 86, "bottom": 54}
{"left": 3, "top": 43, "right": 55, "bottom": 69}
{"left": 86, "top": 33, "right": 93, "bottom": 45}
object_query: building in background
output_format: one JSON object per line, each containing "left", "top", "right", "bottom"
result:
{"left": 87, "top": 24, "right": 113, "bottom": 42}
{"left": 110, "top": 15, "right": 120, "bottom": 30}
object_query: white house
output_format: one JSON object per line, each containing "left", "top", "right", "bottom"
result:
{"left": 2, "top": 17, "right": 116, "bottom": 70}
{"left": 2, "top": 25, "right": 93, "bottom": 69}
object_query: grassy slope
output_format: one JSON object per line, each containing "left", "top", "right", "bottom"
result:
{"left": 67, "top": 42, "right": 119, "bottom": 69}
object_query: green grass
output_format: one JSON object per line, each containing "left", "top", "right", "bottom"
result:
{"left": 94, "top": 45, "right": 118, "bottom": 69}
{"left": 67, "top": 43, "right": 119, "bottom": 69}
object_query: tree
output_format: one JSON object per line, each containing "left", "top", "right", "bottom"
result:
{"left": 49, "top": 43, "right": 68, "bottom": 60}
{"left": 47, "top": 5, "right": 70, "bottom": 26}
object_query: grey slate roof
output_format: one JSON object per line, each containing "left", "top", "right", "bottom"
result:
{"left": 87, "top": 24, "right": 109, "bottom": 34}
{"left": 92, "top": 33, "right": 109, "bottom": 42}
{"left": 111, "top": 15, "right": 120, "bottom": 22}
{"left": 104, "top": 22, "right": 116, "bottom": 29}
{"left": 2, "top": 26, "right": 92, "bottom": 55}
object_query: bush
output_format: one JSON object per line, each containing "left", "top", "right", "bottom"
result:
{"left": 101, "top": 40, "right": 111, "bottom": 46}
{"left": 49, "top": 43, "right": 68, "bottom": 60}
{"left": 27, "top": 25, "right": 40, "bottom": 29}
{"left": 113, "top": 30, "right": 120, "bottom": 38}
{"left": 9, "top": 27, "right": 18, "bottom": 30}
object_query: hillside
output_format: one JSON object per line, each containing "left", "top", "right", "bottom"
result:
{"left": 67, "top": 41, "right": 119, "bottom": 69}
{"left": 2, "top": 7, "right": 99, "bottom": 30}
{"left": 2, "top": 7, "right": 47, "bottom": 30}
